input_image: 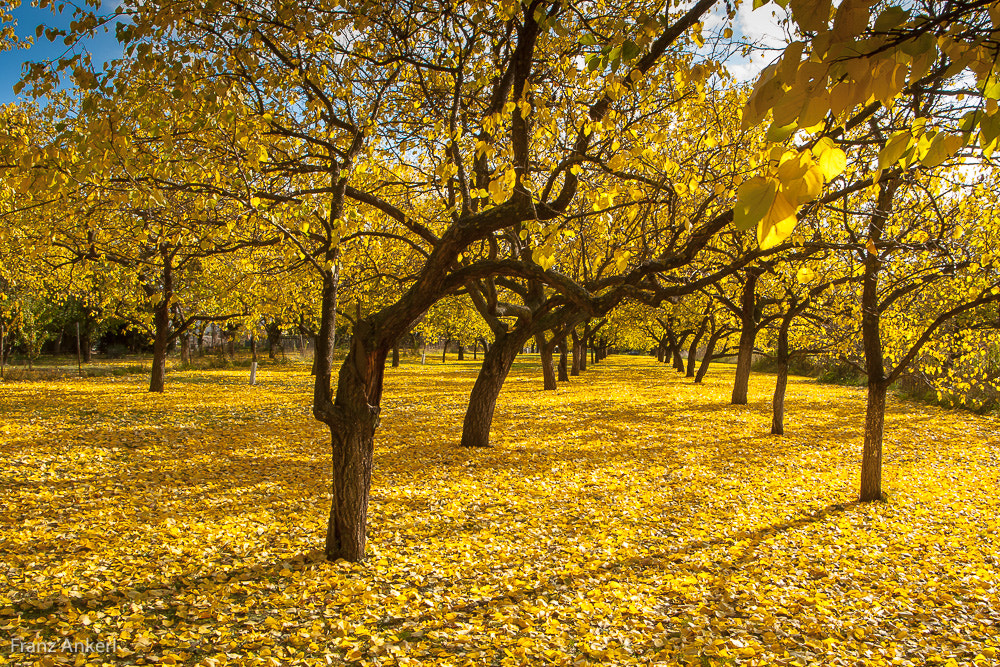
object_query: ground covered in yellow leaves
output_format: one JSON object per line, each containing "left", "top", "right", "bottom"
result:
{"left": 1, "top": 356, "right": 998, "bottom": 666}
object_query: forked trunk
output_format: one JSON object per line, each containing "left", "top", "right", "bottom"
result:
{"left": 313, "top": 259, "right": 387, "bottom": 562}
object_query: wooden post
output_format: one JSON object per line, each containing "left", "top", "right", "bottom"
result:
{"left": 75, "top": 322, "right": 83, "bottom": 377}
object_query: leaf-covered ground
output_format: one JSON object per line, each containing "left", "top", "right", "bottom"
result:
{"left": 1, "top": 357, "right": 998, "bottom": 666}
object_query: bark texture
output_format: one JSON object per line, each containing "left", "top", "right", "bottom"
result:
{"left": 461, "top": 323, "right": 533, "bottom": 447}
{"left": 731, "top": 269, "right": 761, "bottom": 405}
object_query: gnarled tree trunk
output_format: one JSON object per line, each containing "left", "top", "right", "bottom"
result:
{"left": 461, "top": 324, "right": 532, "bottom": 447}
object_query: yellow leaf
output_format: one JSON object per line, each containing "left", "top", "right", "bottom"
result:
{"left": 757, "top": 191, "right": 797, "bottom": 249}
{"left": 817, "top": 148, "right": 846, "bottom": 180}
{"left": 735, "top": 177, "right": 778, "bottom": 231}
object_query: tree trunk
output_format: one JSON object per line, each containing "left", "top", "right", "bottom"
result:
{"left": 731, "top": 269, "right": 762, "bottom": 405}
{"left": 149, "top": 307, "right": 169, "bottom": 393}
{"left": 441, "top": 338, "right": 449, "bottom": 363}
{"left": 686, "top": 316, "right": 708, "bottom": 378}
{"left": 859, "top": 381, "right": 888, "bottom": 501}
{"left": 537, "top": 333, "right": 558, "bottom": 390}
{"left": 312, "top": 256, "right": 381, "bottom": 562}
{"left": 461, "top": 323, "right": 532, "bottom": 447}
{"left": 473, "top": 340, "right": 478, "bottom": 360}
{"left": 858, "top": 179, "right": 897, "bottom": 503}
{"left": 771, "top": 360, "right": 788, "bottom": 435}
{"left": 180, "top": 333, "right": 191, "bottom": 366}
{"left": 694, "top": 326, "right": 723, "bottom": 384}
{"left": 458, "top": 344, "right": 465, "bottom": 361}
{"left": 249, "top": 335, "right": 258, "bottom": 385}
{"left": 81, "top": 325, "right": 92, "bottom": 363}
{"left": 75, "top": 322, "right": 82, "bottom": 377}
{"left": 570, "top": 333, "right": 581, "bottom": 376}
{"left": 148, "top": 263, "right": 172, "bottom": 393}
{"left": 672, "top": 344, "right": 684, "bottom": 372}
{"left": 771, "top": 308, "right": 797, "bottom": 435}
{"left": 392, "top": 344, "right": 400, "bottom": 367}
{"left": 557, "top": 336, "right": 569, "bottom": 382}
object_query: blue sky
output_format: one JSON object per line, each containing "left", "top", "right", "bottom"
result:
{"left": 0, "top": 1, "right": 786, "bottom": 105}
{"left": 1, "top": 3, "right": 123, "bottom": 104}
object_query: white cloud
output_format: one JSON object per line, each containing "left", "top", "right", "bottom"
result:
{"left": 724, "top": 1, "right": 791, "bottom": 83}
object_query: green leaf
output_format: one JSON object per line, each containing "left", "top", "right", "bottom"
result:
{"left": 621, "top": 40, "right": 641, "bottom": 62}
{"left": 873, "top": 6, "right": 909, "bottom": 32}
{"left": 766, "top": 123, "right": 798, "bottom": 142}
{"left": 735, "top": 177, "right": 778, "bottom": 232}
{"left": 790, "top": 0, "right": 831, "bottom": 33}
{"left": 900, "top": 32, "right": 935, "bottom": 58}
{"left": 980, "top": 113, "right": 1000, "bottom": 146}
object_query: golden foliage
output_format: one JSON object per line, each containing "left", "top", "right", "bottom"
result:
{"left": 1, "top": 358, "right": 998, "bottom": 666}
